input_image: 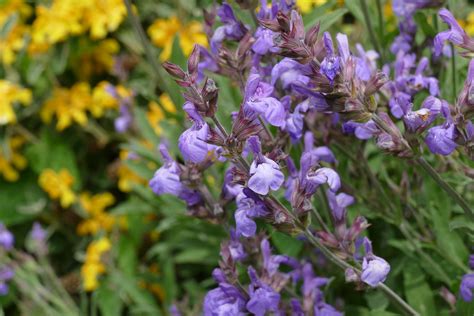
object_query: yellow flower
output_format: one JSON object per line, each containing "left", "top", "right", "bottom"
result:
{"left": 90, "top": 81, "right": 118, "bottom": 118}
{"left": 29, "top": 1, "right": 84, "bottom": 53}
{"left": 0, "top": 80, "right": 32, "bottom": 125}
{"left": 29, "top": 0, "right": 125, "bottom": 54}
{"left": 82, "top": 0, "right": 127, "bottom": 39}
{"left": 0, "top": 0, "right": 32, "bottom": 26}
{"left": 77, "top": 192, "right": 124, "bottom": 236}
{"left": 38, "top": 169, "right": 76, "bottom": 208}
{"left": 0, "top": 22, "right": 29, "bottom": 65}
{"left": 463, "top": 13, "right": 474, "bottom": 36}
{"left": 81, "top": 237, "right": 111, "bottom": 291}
{"left": 146, "top": 94, "right": 176, "bottom": 135}
{"left": 159, "top": 93, "right": 177, "bottom": 114}
{"left": 41, "top": 83, "right": 91, "bottom": 131}
{"left": 74, "top": 39, "right": 120, "bottom": 79}
{"left": 296, "top": 0, "right": 328, "bottom": 14}
{"left": 0, "top": 135, "right": 27, "bottom": 182}
{"left": 148, "top": 16, "right": 208, "bottom": 61}
{"left": 117, "top": 150, "right": 147, "bottom": 192}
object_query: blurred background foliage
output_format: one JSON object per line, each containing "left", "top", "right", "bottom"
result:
{"left": 0, "top": 0, "right": 473, "bottom": 315}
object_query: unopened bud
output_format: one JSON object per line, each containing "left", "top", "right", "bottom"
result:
{"left": 162, "top": 61, "right": 186, "bottom": 79}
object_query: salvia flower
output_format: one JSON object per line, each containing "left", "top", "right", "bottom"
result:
{"left": 245, "top": 73, "right": 286, "bottom": 127}
{"left": 0, "top": 266, "right": 14, "bottom": 296}
{"left": 359, "top": 238, "right": 391, "bottom": 287}
{"left": 247, "top": 136, "right": 284, "bottom": 195}
{"left": 425, "top": 123, "right": 458, "bottom": 155}
{"left": 149, "top": 144, "right": 201, "bottom": 206}
{"left": 178, "top": 102, "right": 220, "bottom": 163}
{"left": 0, "top": 223, "right": 14, "bottom": 250}
{"left": 460, "top": 273, "right": 474, "bottom": 302}
{"left": 434, "top": 8, "right": 474, "bottom": 57}
{"left": 211, "top": 3, "right": 248, "bottom": 53}
{"left": 246, "top": 266, "right": 281, "bottom": 316}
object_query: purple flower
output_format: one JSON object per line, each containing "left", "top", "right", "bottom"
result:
{"left": 434, "top": 8, "right": 474, "bottom": 56}
{"left": 326, "top": 190, "right": 355, "bottom": 221}
{"left": 178, "top": 103, "right": 219, "bottom": 163}
{"left": 314, "top": 302, "right": 343, "bottom": 316}
{"left": 246, "top": 267, "right": 280, "bottom": 316}
{"left": 228, "top": 230, "right": 247, "bottom": 261}
{"left": 115, "top": 103, "right": 133, "bottom": 133}
{"left": 460, "top": 273, "right": 474, "bottom": 302}
{"left": 0, "top": 223, "right": 14, "bottom": 250}
{"left": 30, "top": 222, "right": 47, "bottom": 243}
{"left": 306, "top": 167, "right": 341, "bottom": 192}
{"left": 245, "top": 73, "right": 286, "bottom": 127}
{"left": 247, "top": 136, "right": 284, "bottom": 195}
{"left": 271, "top": 58, "right": 311, "bottom": 90}
{"left": 355, "top": 44, "right": 379, "bottom": 81}
{"left": 321, "top": 32, "right": 340, "bottom": 83}
{"left": 235, "top": 193, "right": 268, "bottom": 237}
{"left": 149, "top": 144, "right": 201, "bottom": 206}
{"left": 0, "top": 266, "right": 14, "bottom": 296}
{"left": 210, "top": 3, "right": 248, "bottom": 53}
{"left": 425, "top": 123, "right": 458, "bottom": 155}
{"left": 403, "top": 96, "right": 445, "bottom": 132}
{"left": 261, "top": 238, "right": 295, "bottom": 277}
{"left": 361, "top": 255, "right": 391, "bottom": 287}
{"left": 253, "top": 27, "right": 279, "bottom": 55}
{"left": 203, "top": 285, "right": 247, "bottom": 316}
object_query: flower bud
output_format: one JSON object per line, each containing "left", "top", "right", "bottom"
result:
{"left": 162, "top": 61, "right": 186, "bottom": 79}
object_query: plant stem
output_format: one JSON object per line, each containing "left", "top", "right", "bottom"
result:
{"left": 359, "top": 0, "right": 382, "bottom": 58}
{"left": 450, "top": 43, "right": 457, "bottom": 101}
{"left": 416, "top": 156, "right": 474, "bottom": 220}
{"left": 375, "top": 0, "right": 386, "bottom": 62}
{"left": 298, "top": 222, "right": 419, "bottom": 316}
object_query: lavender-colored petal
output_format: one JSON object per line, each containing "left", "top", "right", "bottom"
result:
{"left": 361, "top": 256, "right": 391, "bottom": 287}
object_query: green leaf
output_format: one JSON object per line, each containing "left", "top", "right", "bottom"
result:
{"left": 271, "top": 231, "right": 303, "bottom": 258}
{"left": 96, "top": 282, "right": 123, "bottom": 316}
{"left": 317, "top": 8, "right": 348, "bottom": 33}
{"left": 0, "top": 171, "right": 45, "bottom": 225}
{"left": 403, "top": 263, "right": 436, "bottom": 316}
{"left": 133, "top": 106, "right": 160, "bottom": 147}
{"left": 162, "top": 258, "right": 177, "bottom": 306}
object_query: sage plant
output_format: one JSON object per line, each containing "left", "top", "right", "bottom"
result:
{"left": 149, "top": 0, "right": 474, "bottom": 315}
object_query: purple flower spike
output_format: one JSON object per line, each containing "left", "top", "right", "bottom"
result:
{"left": 31, "top": 222, "right": 47, "bottom": 243}
{"left": 306, "top": 167, "right": 341, "bottom": 192}
{"left": 361, "top": 256, "right": 391, "bottom": 287}
{"left": 434, "top": 9, "right": 474, "bottom": 56}
{"left": 460, "top": 273, "right": 474, "bottom": 302}
{"left": 0, "top": 223, "right": 14, "bottom": 250}
{"left": 425, "top": 124, "right": 458, "bottom": 155}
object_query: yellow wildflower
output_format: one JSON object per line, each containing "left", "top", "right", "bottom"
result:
{"left": 82, "top": 0, "right": 127, "bottom": 39}
{"left": 296, "top": 0, "right": 328, "bottom": 14}
{"left": 462, "top": 13, "right": 474, "bottom": 36}
{"left": 159, "top": 93, "right": 177, "bottom": 114}
{"left": 41, "top": 83, "right": 91, "bottom": 131}
{"left": 81, "top": 237, "right": 111, "bottom": 291}
{"left": 77, "top": 192, "right": 123, "bottom": 236}
{"left": 146, "top": 94, "right": 176, "bottom": 135}
{"left": 29, "top": 0, "right": 125, "bottom": 54}
{"left": 0, "top": 136, "right": 27, "bottom": 182}
{"left": 0, "top": 23, "right": 29, "bottom": 65}
{"left": 74, "top": 39, "right": 120, "bottom": 79}
{"left": 90, "top": 82, "right": 118, "bottom": 118}
{"left": 148, "top": 16, "right": 208, "bottom": 61}
{"left": 0, "top": 0, "right": 31, "bottom": 26}
{"left": 117, "top": 150, "right": 147, "bottom": 192}
{"left": 0, "top": 80, "right": 32, "bottom": 125}
{"left": 38, "top": 169, "right": 76, "bottom": 208}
